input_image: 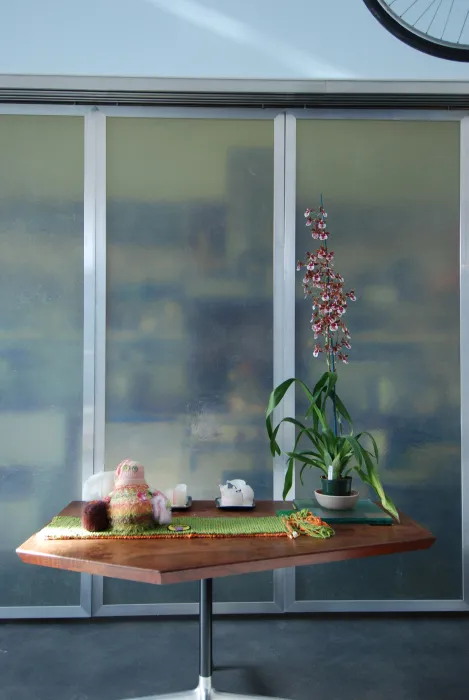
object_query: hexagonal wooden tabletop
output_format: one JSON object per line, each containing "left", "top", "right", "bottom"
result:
{"left": 16, "top": 501, "right": 435, "bottom": 585}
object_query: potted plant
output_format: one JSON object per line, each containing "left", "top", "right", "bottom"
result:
{"left": 266, "top": 199, "right": 398, "bottom": 520}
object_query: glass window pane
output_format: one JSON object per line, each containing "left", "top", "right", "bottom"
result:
{"left": 0, "top": 115, "right": 84, "bottom": 606}
{"left": 104, "top": 117, "right": 274, "bottom": 606}
{"left": 295, "top": 120, "right": 461, "bottom": 601}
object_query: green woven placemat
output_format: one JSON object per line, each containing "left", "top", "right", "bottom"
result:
{"left": 40, "top": 515, "right": 289, "bottom": 540}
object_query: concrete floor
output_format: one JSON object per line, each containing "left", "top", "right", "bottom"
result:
{"left": 0, "top": 615, "right": 467, "bottom": 700}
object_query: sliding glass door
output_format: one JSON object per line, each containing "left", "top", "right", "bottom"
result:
{"left": 103, "top": 114, "right": 275, "bottom": 609}
{"left": 0, "top": 104, "right": 465, "bottom": 617}
{"left": 292, "top": 117, "right": 461, "bottom": 606}
{"left": 0, "top": 114, "right": 84, "bottom": 612}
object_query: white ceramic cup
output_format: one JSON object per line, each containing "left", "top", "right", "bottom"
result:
{"left": 172, "top": 484, "right": 187, "bottom": 507}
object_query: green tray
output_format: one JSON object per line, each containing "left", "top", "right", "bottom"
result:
{"left": 292, "top": 499, "right": 393, "bottom": 525}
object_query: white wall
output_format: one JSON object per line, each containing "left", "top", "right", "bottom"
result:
{"left": 2, "top": 0, "right": 469, "bottom": 81}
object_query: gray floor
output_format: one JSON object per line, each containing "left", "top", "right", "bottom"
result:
{"left": 0, "top": 615, "right": 468, "bottom": 700}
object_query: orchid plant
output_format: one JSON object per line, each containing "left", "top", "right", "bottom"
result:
{"left": 266, "top": 199, "right": 398, "bottom": 520}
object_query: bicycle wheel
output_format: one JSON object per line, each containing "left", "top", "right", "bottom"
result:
{"left": 363, "top": 0, "right": 469, "bottom": 61}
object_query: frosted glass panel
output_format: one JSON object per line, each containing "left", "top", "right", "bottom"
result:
{"left": 104, "top": 118, "right": 274, "bottom": 605}
{"left": 0, "top": 115, "right": 84, "bottom": 606}
{"left": 295, "top": 120, "right": 461, "bottom": 600}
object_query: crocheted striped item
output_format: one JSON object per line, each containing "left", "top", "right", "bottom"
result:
{"left": 108, "top": 485, "right": 154, "bottom": 533}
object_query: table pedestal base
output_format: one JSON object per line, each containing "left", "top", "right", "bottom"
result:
{"left": 126, "top": 579, "right": 289, "bottom": 700}
{"left": 136, "top": 675, "right": 288, "bottom": 700}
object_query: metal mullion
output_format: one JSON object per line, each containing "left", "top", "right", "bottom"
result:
{"left": 4, "top": 75, "right": 469, "bottom": 95}
{"left": 96, "top": 602, "right": 281, "bottom": 617}
{"left": 93, "top": 110, "right": 107, "bottom": 477}
{"left": 0, "top": 606, "right": 89, "bottom": 619}
{"left": 80, "top": 108, "right": 100, "bottom": 618}
{"left": 287, "top": 599, "right": 469, "bottom": 613}
{"left": 460, "top": 117, "right": 469, "bottom": 608}
{"left": 272, "top": 114, "right": 287, "bottom": 612}
{"left": 292, "top": 108, "right": 468, "bottom": 121}
{"left": 82, "top": 108, "right": 107, "bottom": 617}
{"left": 282, "top": 114, "right": 298, "bottom": 612}
{"left": 0, "top": 104, "right": 90, "bottom": 116}
{"left": 99, "top": 106, "right": 282, "bottom": 119}
{"left": 272, "top": 113, "right": 297, "bottom": 612}
{"left": 272, "top": 114, "right": 296, "bottom": 500}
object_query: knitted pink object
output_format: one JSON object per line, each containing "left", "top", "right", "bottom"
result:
{"left": 115, "top": 460, "right": 147, "bottom": 488}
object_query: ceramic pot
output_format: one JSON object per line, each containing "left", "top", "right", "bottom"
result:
{"left": 315, "top": 489, "right": 359, "bottom": 511}
{"left": 320, "top": 475, "right": 352, "bottom": 496}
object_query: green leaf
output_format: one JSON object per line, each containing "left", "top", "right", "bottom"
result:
{"left": 282, "top": 458, "right": 294, "bottom": 500}
{"left": 338, "top": 441, "right": 353, "bottom": 460}
{"left": 353, "top": 442, "right": 399, "bottom": 522}
{"left": 305, "top": 372, "right": 333, "bottom": 418}
{"left": 269, "top": 423, "right": 282, "bottom": 457}
{"left": 312, "top": 371, "right": 332, "bottom": 398}
{"left": 267, "top": 415, "right": 307, "bottom": 458}
{"left": 353, "top": 466, "right": 371, "bottom": 486}
{"left": 326, "top": 371, "right": 338, "bottom": 395}
{"left": 299, "top": 463, "right": 307, "bottom": 485}
{"left": 344, "top": 435, "right": 364, "bottom": 468}
{"left": 380, "top": 493, "right": 399, "bottom": 522}
{"left": 282, "top": 417, "right": 309, "bottom": 431}
{"left": 295, "top": 449, "right": 323, "bottom": 459}
{"left": 289, "top": 423, "right": 322, "bottom": 456}
{"left": 266, "top": 378, "right": 296, "bottom": 443}
{"left": 357, "top": 431, "right": 379, "bottom": 462}
{"left": 369, "top": 472, "right": 399, "bottom": 521}
{"left": 331, "top": 454, "right": 343, "bottom": 479}
{"left": 266, "top": 378, "right": 296, "bottom": 421}
{"left": 360, "top": 447, "right": 379, "bottom": 485}
{"left": 286, "top": 452, "right": 327, "bottom": 472}
{"left": 312, "top": 399, "right": 320, "bottom": 432}
{"left": 334, "top": 393, "right": 353, "bottom": 426}
{"left": 297, "top": 380, "right": 317, "bottom": 407}
{"left": 323, "top": 372, "right": 338, "bottom": 411}
{"left": 312, "top": 403, "right": 329, "bottom": 432}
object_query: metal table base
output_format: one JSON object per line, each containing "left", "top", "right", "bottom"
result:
{"left": 132, "top": 579, "right": 289, "bottom": 700}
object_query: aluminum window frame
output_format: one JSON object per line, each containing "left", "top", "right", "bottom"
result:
{"left": 92, "top": 106, "right": 285, "bottom": 616}
{"left": 0, "top": 97, "right": 467, "bottom": 617}
{"left": 0, "top": 103, "right": 92, "bottom": 619}
{"left": 283, "top": 109, "right": 469, "bottom": 613}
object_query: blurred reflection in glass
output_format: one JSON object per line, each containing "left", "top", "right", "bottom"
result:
{"left": 104, "top": 118, "right": 274, "bottom": 605}
{"left": 0, "top": 116, "right": 84, "bottom": 606}
{"left": 295, "top": 120, "right": 461, "bottom": 600}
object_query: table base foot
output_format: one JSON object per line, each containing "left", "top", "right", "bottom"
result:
{"left": 131, "top": 676, "right": 290, "bottom": 700}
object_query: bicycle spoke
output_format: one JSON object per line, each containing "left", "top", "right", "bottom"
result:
{"left": 400, "top": 0, "right": 424, "bottom": 21}
{"left": 427, "top": 0, "right": 443, "bottom": 35}
{"left": 458, "top": 9, "right": 469, "bottom": 42}
{"left": 414, "top": 0, "right": 439, "bottom": 28}
{"left": 441, "top": 0, "right": 455, "bottom": 40}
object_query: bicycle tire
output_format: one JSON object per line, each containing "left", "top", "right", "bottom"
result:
{"left": 363, "top": 0, "right": 469, "bottom": 62}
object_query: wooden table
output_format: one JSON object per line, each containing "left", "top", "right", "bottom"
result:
{"left": 17, "top": 501, "right": 435, "bottom": 700}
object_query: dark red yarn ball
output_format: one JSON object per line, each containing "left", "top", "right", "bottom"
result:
{"left": 82, "top": 500, "right": 110, "bottom": 532}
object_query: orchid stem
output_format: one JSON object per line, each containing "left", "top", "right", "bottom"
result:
{"left": 330, "top": 352, "right": 338, "bottom": 438}
{"left": 322, "top": 192, "right": 338, "bottom": 440}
